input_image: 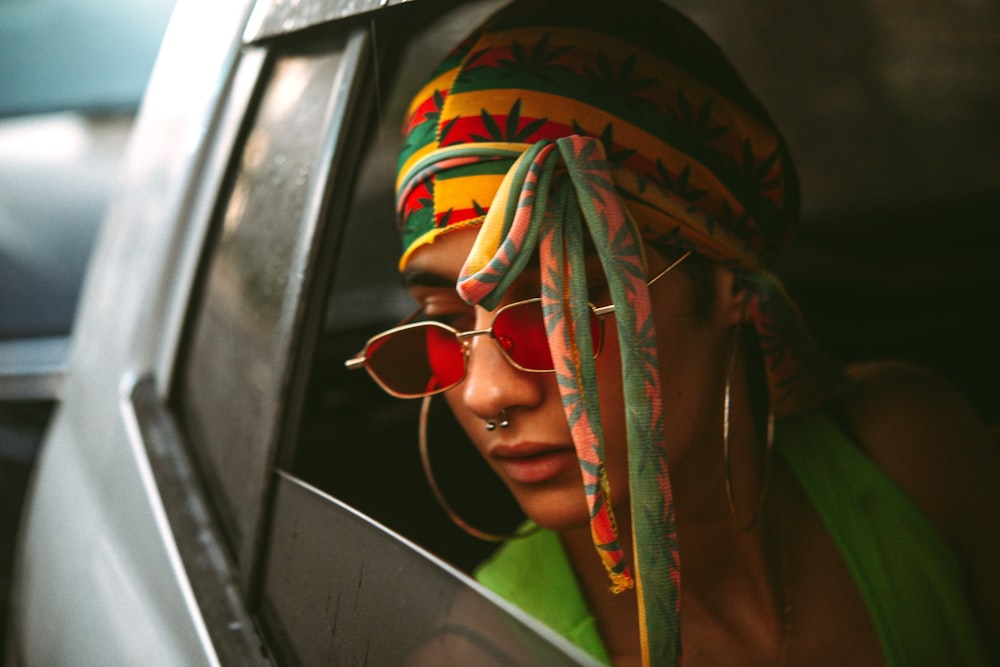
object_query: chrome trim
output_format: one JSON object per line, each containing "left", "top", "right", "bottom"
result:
{"left": 0, "top": 336, "right": 69, "bottom": 401}
{"left": 233, "top": 24, "right": 375, "bottom": 590}
{"left": 244, "top": 0, "right": 417, "bottom": 43}
{"left": 156, "top": 46, "right": 269, "bottom": 397}
{"left": 126, "top": 375, "right": 273, "bottom": 666}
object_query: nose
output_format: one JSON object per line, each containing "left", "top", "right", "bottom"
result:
{"left": 459, "top": 306, "right": 545, "bottom": 420}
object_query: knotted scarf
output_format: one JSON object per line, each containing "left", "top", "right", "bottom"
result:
{"left": 395, "top": 2, "right": 847, "bottom": 663}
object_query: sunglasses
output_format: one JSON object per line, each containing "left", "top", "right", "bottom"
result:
{"left": 345, "top": 251, "right": 691, "bottom": 398}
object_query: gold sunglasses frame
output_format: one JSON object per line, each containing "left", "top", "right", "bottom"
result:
{"left": 345, "top": 251, "right": 691, "bottom": 398}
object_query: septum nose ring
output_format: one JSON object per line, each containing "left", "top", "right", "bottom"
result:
{"left": 485, "top": 409, "right": 510, "bottom": 431}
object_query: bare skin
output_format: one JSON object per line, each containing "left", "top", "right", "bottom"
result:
{"left": 404, "top": 229, "right": 1000, "bottom": 666}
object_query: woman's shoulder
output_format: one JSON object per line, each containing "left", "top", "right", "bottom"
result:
{"left": 840, "top": 357, "right": 994, "bottom": 451}
{"left": 836, "top": 359, "right": 997, "bottom": 537}
{"left": 835, "top": 359, "right": 1000, "bottom": 647}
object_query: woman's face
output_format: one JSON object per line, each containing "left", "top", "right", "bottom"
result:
{"left": 404, "top": 228, "right": 737, "bottom": 531}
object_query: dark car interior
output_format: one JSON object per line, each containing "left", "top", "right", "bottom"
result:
{"left": 286, "top": 0, "right": 1000, "bottom": 575}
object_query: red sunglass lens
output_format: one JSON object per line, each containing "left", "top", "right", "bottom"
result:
{"left": 492, "top": 301, "right": 552, "bottom": 370}
{"left": 425, "top": 325, "right": 465, "bottom": 390}
{"left": 492, "top": 301, "right": 603, "bottom": 371}
{"left": 365, "top": 324, "right": 464, "bottom": 396}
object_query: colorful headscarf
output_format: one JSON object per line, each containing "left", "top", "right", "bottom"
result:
{"left": 396, "top": 1, "right": 846, "bottom": 663}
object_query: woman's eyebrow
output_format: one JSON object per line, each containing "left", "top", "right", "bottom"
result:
{"left": 402, "top": 256, "right": 548, "bottom": 289}
{"left": 401, "top": 268, "right": 456, "bottom": 288}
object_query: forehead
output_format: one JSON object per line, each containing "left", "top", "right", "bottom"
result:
{"left": 402, "top": 226, "right": 618, "bottom": 296}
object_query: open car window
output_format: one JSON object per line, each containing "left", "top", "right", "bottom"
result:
{"left": 169, "top": 1, "right": 597, "bottom": 663}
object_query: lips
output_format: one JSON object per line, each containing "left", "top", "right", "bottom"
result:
{"left": 489, "top": 442, "right": 578, "bottom": 484}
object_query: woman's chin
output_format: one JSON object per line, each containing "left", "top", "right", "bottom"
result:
{"left": 512, "top": 488, "right": 593, "bottom": 532}
{"left": 497, "top": 469, "right": 633, "bottom": 534}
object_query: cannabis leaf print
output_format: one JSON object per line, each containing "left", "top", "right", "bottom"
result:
{"left": 588, "top": 50, "right": 658, "bottom": 98}
{"left": 495, "top": 32, "right": 574, "bottom": 82}
{"left": 471, "top": 99, "right": 549, "bottom": 143}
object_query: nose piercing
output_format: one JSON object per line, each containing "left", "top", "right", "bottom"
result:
{"left": 485, "top": 409, "right": 510, "bottom": 431}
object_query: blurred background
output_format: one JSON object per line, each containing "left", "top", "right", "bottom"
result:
{"left": 0, "top": 0, "right": 177, "bottom": 651}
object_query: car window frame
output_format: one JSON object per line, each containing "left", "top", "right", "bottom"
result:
{"left": 136, "top": 0, "right": 603, "bottom": 663}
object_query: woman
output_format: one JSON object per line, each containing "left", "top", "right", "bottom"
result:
{"left": 347, "top": 0, "right": 999, "bottom": 664}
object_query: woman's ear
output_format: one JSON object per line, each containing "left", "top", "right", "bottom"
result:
{"left": 713, "top": 264, "right": 750, "bottom": 325}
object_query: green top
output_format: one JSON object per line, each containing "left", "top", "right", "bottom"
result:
{"left": 476, "top": 525, "right": 613, "bottom": 665}
{"left": 475, "top": 408, "right": 993, "bottom": 666}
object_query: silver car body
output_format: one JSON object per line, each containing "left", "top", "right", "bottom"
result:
{"left": 13, "top": 2, "right": 255, "bottom": 663}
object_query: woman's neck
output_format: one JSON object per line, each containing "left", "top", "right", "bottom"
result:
{"left": 557, "top": 357, "right": 788, "bottom": 664}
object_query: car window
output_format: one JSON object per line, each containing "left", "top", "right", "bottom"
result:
{"left": 174, "top": 0, "right": 520, "bottom": 576}
{"left": 175, "top": 32, "right": 366, "bottom": 572}
{"left": 169, "top": 2, "right": 605, "bottom": 664}
{"left": 290, "top": 0, "right": 528, "bottom": 574}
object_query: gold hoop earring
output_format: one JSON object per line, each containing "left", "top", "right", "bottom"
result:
{"left": 723, "top": 324, "right": 775, "bottom": 530}
{"left": 419, "top": 396, "right": 538, "bottom": 543}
